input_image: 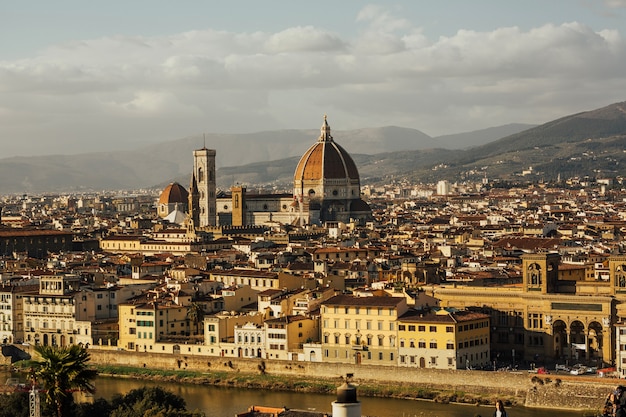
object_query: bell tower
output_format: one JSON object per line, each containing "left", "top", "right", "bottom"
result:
{"left": 192, "top": 147, "right": 216, "bottom": 227}
{"left": 521, "top": 252, "right": 560, "bottom": 294}
{"left": 231, "top": 186, "right": 246, "bottom": 227}
{"left": 608, "top": 255, "right": 626, "bottom": 295}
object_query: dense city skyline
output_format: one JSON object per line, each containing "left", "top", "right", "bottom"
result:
{"left": 1, "top": 0, "right": 625, "bottom": 158}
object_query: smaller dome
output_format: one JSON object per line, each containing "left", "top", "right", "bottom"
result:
{"left": 159, "top": 182, "right": 189, "bottom": 205}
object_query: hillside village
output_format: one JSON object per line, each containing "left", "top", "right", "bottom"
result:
{"left": 2, "top": 175, "right": 626, "bottom": 376}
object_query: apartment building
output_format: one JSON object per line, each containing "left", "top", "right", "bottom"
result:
{"left": 397, "top": 307, "right": 490, "bottom": 370}
{"left": 22, "top": 275, "right": 93, "bottom": 347}
{"left": 0, "top": 284, "right": 37, "bottom": 344}
{"left": 264, "top": 315, "right": 319, "bottom": 360}
{"left": 320, "top": 295, "right": 408, "bottom": 365}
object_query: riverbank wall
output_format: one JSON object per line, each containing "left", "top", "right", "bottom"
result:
{"left": 79, "top": 348, "right": 612, "bottom": 411}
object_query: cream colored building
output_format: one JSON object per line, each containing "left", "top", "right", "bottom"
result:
{"left": 0, "top": 284, "right": 37, "bottom": 344}
{"left": 320, "top": 295, "right": 407, "bottom": 365}
{"left": 23, "top": 275, "right": 93, "bottom": 347}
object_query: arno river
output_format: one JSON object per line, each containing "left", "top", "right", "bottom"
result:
{"left": 92, "top": 376, "right": 593, "bottom": 417}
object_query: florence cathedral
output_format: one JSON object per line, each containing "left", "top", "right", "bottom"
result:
{"left": 157, "top": 116, "right": 371, "bottom": 228}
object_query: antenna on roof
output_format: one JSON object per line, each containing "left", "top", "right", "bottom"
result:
{"left": 203, "top": 133, "right": 206, "bottom": 149}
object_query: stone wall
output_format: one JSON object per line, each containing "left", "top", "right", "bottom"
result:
{"left": 86, "top": 348, "right": 614, "bottom": 411}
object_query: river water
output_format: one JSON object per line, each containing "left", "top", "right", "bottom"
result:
{"left": 93, "top": 376, "right": 592, "bottom": 417}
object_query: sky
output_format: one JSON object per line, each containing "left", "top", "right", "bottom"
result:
{"left": 1, "top": 0, "right": 626, "bottom": 157}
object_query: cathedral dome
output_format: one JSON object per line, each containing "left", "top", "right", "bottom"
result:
{"left": 294, "top": 116, "right": 359, "bottom": 182}
{"left": 158, "top": 182, "right": 189, "bottom": 205}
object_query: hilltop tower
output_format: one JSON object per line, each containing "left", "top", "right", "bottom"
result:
{"left": 192, "top": 147, "right": 217, "bottom": 227}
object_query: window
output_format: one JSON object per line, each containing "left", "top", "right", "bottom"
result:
{"left": 419, "top": 341, "right": 426, "bottom": 348}
{"left": 446, "top": 326, "right": 453, "bottom": 333}
{"left": 398, "top": 324, "right": 406, "bottom": 331}
{"left": 418, "top": 325, "right": 425, "bottom": 331}
{"left": 429, "top": 326, "right": 437, "bottom": 332}
{"left": 408, "top": 325, "right": 415, "bottom": 332}
{"left": 430, "top": 341, "right": 437, "bottom": 349}
{"left": 446, "top": 342, "right": 454, "bottom": 349}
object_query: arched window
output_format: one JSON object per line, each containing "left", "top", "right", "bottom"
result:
{"left": 528, "top": 263, "right": 542, "bottom": 286}
{"left": 198, "top": 167, "right": 204, "bottom": 182}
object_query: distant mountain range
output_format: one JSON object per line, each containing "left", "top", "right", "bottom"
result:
{"left": 219, "top": 102, "right": 626, "bottom": 187}
{"left": 1, "top": 101, "right": 625, "bottom": 194}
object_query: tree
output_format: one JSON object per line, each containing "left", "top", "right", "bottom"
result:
{"left": 186, "top": 302, "right": 205, "bottom": 336}
{"left": 30, "top": 344, "right": 98, "bottom": 417}
{"left": 106, "top": 387, "right": 204, "bottom": 417}
{"left": 0, "top": 392, "right": 29, "bottom": 417}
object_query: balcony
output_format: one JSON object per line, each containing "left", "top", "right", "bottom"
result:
{"left": 351, "top": 344, "right": 368, "bottom": 351}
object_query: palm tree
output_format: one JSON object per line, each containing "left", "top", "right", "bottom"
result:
{"left": 186, "top": 302, "right": 205, "bottom": 336}
{"left": 30, "top": 344, "right": 97, "bottom": 417}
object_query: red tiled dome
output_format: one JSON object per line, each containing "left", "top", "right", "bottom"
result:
{"left": 294, "top": 116, "right": 359, "bottom": 182}
{"left": 158, "top": 182, "right": 189, "bottom": 205}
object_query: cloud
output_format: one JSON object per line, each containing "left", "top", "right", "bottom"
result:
{"left": 264, "top": 26, "right": 346, "bottom": 53}
{"left": 0, "top": 5, "right": 625, "bottom": 157}
{"left": 605, "top": 0, "right": 626, "bottom": 8}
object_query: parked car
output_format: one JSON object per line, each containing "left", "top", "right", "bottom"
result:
{"left": 570, "top": 366, "right": 586, "bottom": 375}
{"left": 555, "top": 364, "right": 570, "bottom": 372}
{"left": 537, "top": 367, "right": 549, "bottom": 374}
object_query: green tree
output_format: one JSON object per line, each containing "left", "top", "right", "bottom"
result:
{"left": 106, "top": 387, "right": 204, "bottom": 417}
{"left": 0, "top": 392, "right": 29, "bottom": 417}
{"left": 186, "top": 302, "right": 205, "bottom": 336}
{"left": 30, "top": 344, "right": 97, "bottom": 417}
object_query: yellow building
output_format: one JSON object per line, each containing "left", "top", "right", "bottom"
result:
{"left": 99, "top": 234, "right": 232, "bottom": 256}
{"left": 397, "top": 307, "right": 490, "bottom": 370}
{"left": 209, "top": 270, "right": 303, "bottom": 292}
{"left": 320, "top": 295, "right": 407, "bottom": 365}
{"left": 118, "top": 289, "right": 195, "bottom": 352}
{"left": 429, "top": 252, "right": 616, "bottom": 365}
{"left": 264, "top": 315, "right": 319, "bottom": 360}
